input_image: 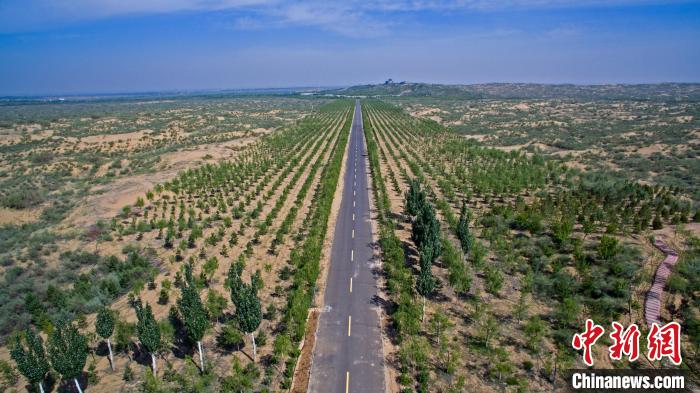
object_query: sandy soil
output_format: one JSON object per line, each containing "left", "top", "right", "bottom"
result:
{"left": 80, "top": 130, "right": 150, "bottom": 144}
{"left": 66, "top": 137, "right": 260, "bottom": 227}
{"left": 0, "top": 206, "right": 42, "bottom": 225}
{"left": 462, "top": 134, "right": 488, "bottom": 142}
{"left": 291, "top": 309, "right": 319, "bottom": 393}
{"left": 635, "top": 143, "right": 667, "bottom": 156}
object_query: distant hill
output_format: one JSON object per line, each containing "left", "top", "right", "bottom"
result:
{"left": 320, "top": 82, "right": 700, "bottom": 101}
{"left": 319, "top": 82, "right": 485, "bottom": 99}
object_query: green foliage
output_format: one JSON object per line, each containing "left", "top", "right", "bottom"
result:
{"left": 177, "top": 263, "right": 210, "bottom": 343}
{"left": 597, "top": 235, "right": 619, "bottom": 261}
{"left": 234, "top": 285, "right": 262, "bottom": 335}
{"left": 202, "top": 257, "right": 219, "bottom": 284}
{"left": 206, "top": 290, "right": 227, "bottom": 322}
{"left": 95, "top": 307, "right": 115, "bottom": 339}
{"left": 47, "top": 320, "right": 88, "bottom": 380}
{"left": 134, "top": 300, "right": 161, "bottom": 355}
{"left": 455, "top": 201, "right": 472, "bottom": 254}
{"left": 227, "top": 256, "right": 262, "bottom": 335}
{"left": 0, "top": 359, "right": 19, "bottom": 388}
{"left": 484, "top": 266, "right": 504, "bottom": 295}
{"left": 220, "top": 357, "right": 259, "bottom": 392}
{"left": 404, "top": 178, "right": 426, "bottom": 217}
{"left": 416, "top": 269, "right": 436, "bottom": 299}
{"left": 217, "top": 321, "right": 244, "bottom": 350}
{"left": 1, "top": 189, "right": 44, "bottom": 209}
{"left": 10, "top": 328, "right": 49, "bottom": 385}
{"left": 523, "top": 316, "right": 546, "bottom": 352}
{"left": 411, "top": 197, "right": 442, "bottom": 263}
{"left": 114, "top": 320, "right": 135, "bottom": 353}
{"left": 441, "top": 237, "right": 471, "bottom": 294}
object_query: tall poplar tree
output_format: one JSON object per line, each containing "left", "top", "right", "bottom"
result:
{"left": 134, "top": 300, "right": 161, "bottom": 375}
{"left": 95, "top": 307, "right": 116, "bottom": 370}
{"left": 228, "top": 262, "right": 262, "bottom": 361}
{"left": 178, "top": 262, "right": 210, "bottom": 372}
{"left": 48, "top": 321, "right": 88, "bottom": 393}
{"left": 10, "top": 328, "right": 50, "bottom": 393}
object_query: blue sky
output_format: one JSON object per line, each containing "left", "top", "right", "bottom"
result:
{"left": 0, "top": 0, "right": 699, "bottom": 95}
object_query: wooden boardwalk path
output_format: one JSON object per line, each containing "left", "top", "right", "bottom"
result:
{"left": 644, "top": 238, "right": 680, "bottom": 327}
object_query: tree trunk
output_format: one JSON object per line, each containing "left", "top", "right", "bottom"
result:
{"left": 551, "top": 352, "right": 558, "bottom": 393}
{"left": 197, "top": 341, "right": 204, "bottom": 372}
{"left": 39, "top": 382, "right": 45, "bottom": 393}
{"left": 151, "top": 353, "right": 157, "bottom": 376}
{"left": 436, "top": 321, "right": 440, "bottom": 347}
{"left": 74, "top": 378, "right": 83, "bottom": 393}
{"left": 251, "top": 333, "right": 257, "bottom": 361}
{"left": 107, "top": 338, "right": 114, "bottom": 371}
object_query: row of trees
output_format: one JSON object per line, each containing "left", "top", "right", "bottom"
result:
{"left": 4, "top": 102, "right": 354, "bottom": 391}
{"left": 405, "top": 179, "right": 441, "bottom": 320}
{"left": 11, "top": 322, "right": 87, "bottom": 393}
{"left": 9, "top": 257, "right": 265, "bottom": 391}
{"left": 366, "top": 100, "right": 578, "bottom": 391}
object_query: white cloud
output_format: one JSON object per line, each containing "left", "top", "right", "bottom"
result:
{"left": 232, "top": 2, "right": 393, "bottom": 37}
{"left": 0, "top": 0, "right": 691, "bottom": 34}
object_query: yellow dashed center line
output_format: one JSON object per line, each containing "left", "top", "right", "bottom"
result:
{"left": 346, "top": 371, "right": 350, "bottom": 393}
{"left": 348, "top": 315, "right": 352, "bottom": 336}
{"left": 349, "top": 277, "right": 353, "bottom": 293}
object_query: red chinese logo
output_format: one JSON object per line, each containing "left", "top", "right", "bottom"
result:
{"left": 572, "top": 319, "right": 605, "bottom": 367}
{"left": 609, "top": 322, "right": 640, "bottom": 362}
{"left": 648, "top": 321, "right": 682, "bottom": 365}
{"left": 572, "top": 320, "right": 682, "bottom": 366}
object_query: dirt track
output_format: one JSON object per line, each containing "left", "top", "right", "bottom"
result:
{"left": 644, "top": 238, "right": 680, "bottom": 326}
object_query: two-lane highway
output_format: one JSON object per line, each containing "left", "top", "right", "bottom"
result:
{"left": 309, "top": 100, "right": 385, "bottom": 393}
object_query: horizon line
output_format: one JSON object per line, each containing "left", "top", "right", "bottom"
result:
{"left": 2, "top": 80, "right": 700, "bottom": 99}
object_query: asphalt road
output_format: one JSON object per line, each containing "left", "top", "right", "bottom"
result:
{"left": 308, "top": 100, "right": 385, "bottom": 393}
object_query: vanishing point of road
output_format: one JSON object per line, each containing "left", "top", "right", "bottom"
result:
{"left": 308, "top": 100, "right": 385, "bottom": 393}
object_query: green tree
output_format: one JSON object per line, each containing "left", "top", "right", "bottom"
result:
{"left": 524, "top": 316, "right": 546, "bottom": 352}
{"left": 0, "top": 359, "right": 19, "bottom": 388}
{"left": 235, "top": 285, "right": 262, "bottom": 361}
{"left": 484, "top": 266, "right": 504, "bottom": 295}
{"left": 134, "top": 300, "right": 161, "bottom": 375}
{"left": 404, "top": 178, "right": 426, "bottom": 217}
{"left": 416, "top": 269, "right": 436, "bottom": 322}
{"left": 202, "top": 257, "right": 219, "bottom": 285}
{"left": 557, "top": 297, "right": 580, "bottom": 327}
{"left": 478, "top": 314, "right": 499, "bottom": 348}
{"left": 178, "top": 262, "right": 211, "bottom": 372}
{"left": 10, "top": 328, "right": 50, "bottom": 393}
{"left": 551, "top": 217, "right": 574, "bottom": 246}
{"left": 596, "top": 235, "right": 619, "bottom": 261}
{"left": 95, "top": 307, "right": 116, "bottom": 370}
{"left": 455, "top": 201, "right": 472, "bottom": 254}
{"left": 220, "top": 357, "right": 259, "bottom": 392}
{"left": 48, "top": 321, "right": 88, "bottom": 393}
{"left": 513, "top": 292, "right": 529, "bottom": 322}
{"left": 412, "top": 202, "right": 442, "bottom": 262}
{"left": 428, "top": 307, "right": 453, "bottom": 347}
{"left": 206, "top": 290, "right": 228, "bottom": 322}
{"left": 229, "top": 263, "right": 262, "bottom": 362}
